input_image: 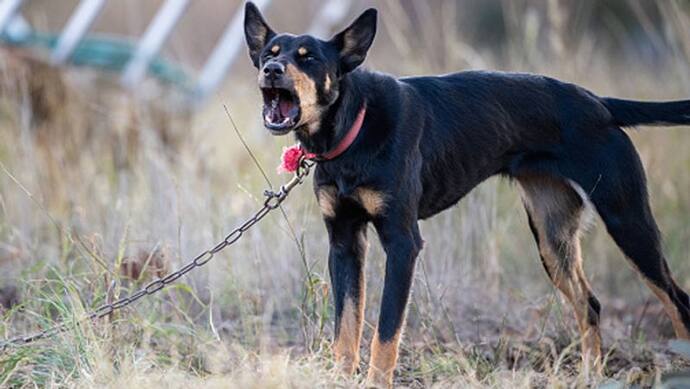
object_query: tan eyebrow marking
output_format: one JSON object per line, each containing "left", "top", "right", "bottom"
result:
{"left": 298, "top": 47, "right": 308, "bottom": 56}
{"left": 271, "top": 45, "right": 280, "bottom": 54}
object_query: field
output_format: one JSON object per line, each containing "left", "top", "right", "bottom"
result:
{"left": 1, "top": 1, "right": 690, "bottom": 387}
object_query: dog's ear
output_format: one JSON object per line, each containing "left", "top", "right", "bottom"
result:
{"left": 244, "top": 2, "right": 276, "bottom": 68}
{"left": 330, "top": 8, "right": 377, "bottom": 74}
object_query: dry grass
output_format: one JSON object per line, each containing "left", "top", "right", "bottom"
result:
{"left": 1, "top": 1, "right": 690, "bottom": 387}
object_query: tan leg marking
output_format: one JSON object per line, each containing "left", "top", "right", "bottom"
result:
{"left": 333, "top": 227, "right": 367, "bottom": 374}
{"left": 333, "top": 294, "right": 365, "bottom": 373}
{"left": 317, "top": 185, "right": 337, "bottom": 218}
{"left": 645, "top": 281, "right": 690, "bottom": 339}
{"left": 366, "top": 328, "right": 402, "bottom": 389}
{"left": 617, "top": 250, "right": 690, "bottom": 340}
{"left": 574, "top": 264, "right": 602, "bottom": 355}
{"left": 355, "top": 188, "right": 386, "bottom": 217}
{"left": 520, "top": 175, "right": 602, "bottom": 363}
{"left": 285, "top": 64, "right": 321, "bottom": 134}
{"left": 543, "top": 245, "right": 602, "bottom": 363}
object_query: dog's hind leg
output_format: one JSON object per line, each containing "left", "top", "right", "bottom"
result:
{"left": 586, "top": 137, "right": 690, "bottom": 339}
{"left": 519, "top": 174, "right": 603, "bottom": 363}
{"left": 597, "top": 214, "right": 690, "bottom": 339}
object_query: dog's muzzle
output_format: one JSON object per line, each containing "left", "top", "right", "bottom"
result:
{"left": 259, "top": 62, "right": 301, "bottom": 135}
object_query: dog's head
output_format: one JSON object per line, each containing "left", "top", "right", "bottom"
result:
{"left": 244, "top": 2, "right": 377, "bottom": 135}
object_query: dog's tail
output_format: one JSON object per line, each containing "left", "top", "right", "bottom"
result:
{"left": 602, "top": 97, "right": 690, "bottom": 127}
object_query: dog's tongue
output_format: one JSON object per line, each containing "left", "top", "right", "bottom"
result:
{"left": 265, "top": 93, "right": 297, "bottom": 125}
{"left": 279, "top": 99, "right": 293, "bottom": 117}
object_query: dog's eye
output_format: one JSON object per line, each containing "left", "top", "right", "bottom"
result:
{"left": 301, "top": 55, "right": 317, "bottom": 62}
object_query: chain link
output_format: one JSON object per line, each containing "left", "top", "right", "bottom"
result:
{"left": 0, "top": 159, "right": 314, "bottom": 351}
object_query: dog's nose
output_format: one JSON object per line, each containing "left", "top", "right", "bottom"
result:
{"left": 263, "top": 62, "right": 285, "bottom": 80}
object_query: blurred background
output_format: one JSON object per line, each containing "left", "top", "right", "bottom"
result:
{"left": 0, "top": 1, "right": 689, "bottom": 387}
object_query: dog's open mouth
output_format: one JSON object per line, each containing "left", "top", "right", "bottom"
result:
{"left": 261, "top": 87, "right": 300, "bottom": 134}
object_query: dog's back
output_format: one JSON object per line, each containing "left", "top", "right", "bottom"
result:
{"left": 394, "top": 71, "right": 610, "bottom": 217}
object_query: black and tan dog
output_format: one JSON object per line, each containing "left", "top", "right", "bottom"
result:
{"left": 244, "top": 3, "right": 690, "bottom": 387}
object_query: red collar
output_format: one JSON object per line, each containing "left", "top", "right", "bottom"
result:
{"left": 304, "top": 105, "right": 366, "bottom": 161}
{"left": 277, "top": 106, "right": 367, "bottom": 174}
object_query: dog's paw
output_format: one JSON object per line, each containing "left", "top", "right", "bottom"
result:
{"left": 364, "top": 366, "right": 393, "bottom": 389}
{"left": 335, "top": 355, "right": 359, "bottom": 376}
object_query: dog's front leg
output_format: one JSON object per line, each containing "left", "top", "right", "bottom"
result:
{"left": 325, "top": 213, "right": 369, "bottom": 375}
{"left": 366, "top": 214, "right": 422, "bottom": 388}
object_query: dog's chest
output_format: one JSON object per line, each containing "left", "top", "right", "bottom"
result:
{"left": 316, "top": 183, "right": 387, "bottom": 219}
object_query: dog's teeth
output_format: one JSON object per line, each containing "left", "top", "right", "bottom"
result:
{"left": 272, "top": 98, "right": 278, "bottom": 108}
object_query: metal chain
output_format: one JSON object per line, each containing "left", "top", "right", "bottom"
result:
{"left": 0, "top": 159, "right": 314, "bottom": 351}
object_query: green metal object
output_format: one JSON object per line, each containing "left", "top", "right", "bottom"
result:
{"left": 1, "top": 31, "right": 194, "bottom": 92}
